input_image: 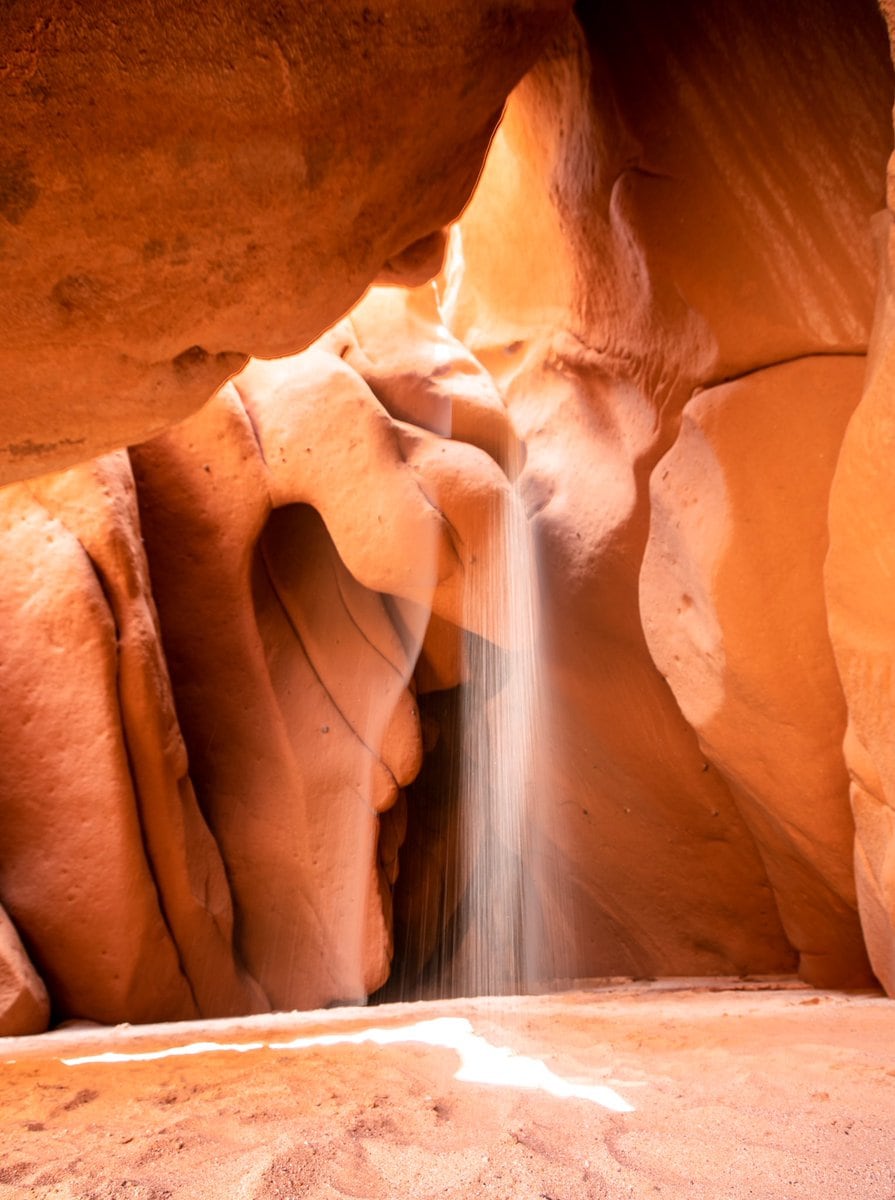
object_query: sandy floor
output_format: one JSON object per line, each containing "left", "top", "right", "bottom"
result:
{"left": 0, "top": 979, "right": 892, "bottom": 1199}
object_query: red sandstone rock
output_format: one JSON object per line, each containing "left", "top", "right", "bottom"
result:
{"left": 130, "top": 350, "right": 513, "bottom": 1009}
{"left": 449, "top": 0, "right": 889, "bottom": 379}
{"left": 0, "top": 0, "right": 569, "bottom": 485}
{"left": 0, "top": 902, "right": 48, "bottom": 1036}
{"left": 425, "top": 0, "right": 892, "bottom": 988}
{"left": 641, "top": 358, "right": 874, "bottom": 987}
{"left": 329, "top": 285, "right": 518, "bottom": 475}
{"left": 481, "top": 350, "right": 796, "bottom": 984}
{"left": 825, "top": 210, "right": 895, "bottom": 995}
{"left": 0, "top": 454, "right": 262, "bottom": 1023}
{"left": 322, "top": 283, "right": 528, "bottom": 686}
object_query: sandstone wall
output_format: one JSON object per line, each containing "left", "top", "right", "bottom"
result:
{"left": 424, "top": 0, "right": 893, "bottom": 990}
{"left": 824, "top": 0, "right": 895, "bottom": 987}
{"left": 0, "top": 303, "right": 520, "bottom": 1030}
{"left": 2, "top": 0, "right": 895, "bottom": 1030}
{"left": 0, "top": 0, "right": 567, "bottom": 483}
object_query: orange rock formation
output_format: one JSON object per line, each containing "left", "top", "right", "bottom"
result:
{"left": 130, "top": 336, "right": 512, "bottom": 1011}
{"left": 0, "top": 0, "right": 566, "bottom": 483}
{"left": 428, "top": 0, "right": 892, "bottom": 992}
{"left": 2, "top": 0, "right": 895, "bottom": 1031}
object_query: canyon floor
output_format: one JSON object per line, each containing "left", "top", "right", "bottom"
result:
{"left": 0, "top": 979, "right": 892, "bottom": 1199}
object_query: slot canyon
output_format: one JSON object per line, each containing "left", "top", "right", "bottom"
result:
{"left": 1, "top": 1, "right": 894, "bottom": 1196}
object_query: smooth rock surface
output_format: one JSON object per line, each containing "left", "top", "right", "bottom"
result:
{"left": 131, "top": 348, "right": 514, "bottom": 1010}
{"left": 642, "top": 357, "right": 873, "bottom": 987}
{"left": 0, "top": 0, "right": 569, "bottom": 483}
{"left": 429, "top": 0, "right": 893, "bottom": 988}
{"left": 0, "top": 453, "right": 260, "bottom": 1024}
{"left": 0, "top": 903, "right": 48, "bottom": 1037}
{"left": 825, "top": 207, "right": 895, "bottom": 996}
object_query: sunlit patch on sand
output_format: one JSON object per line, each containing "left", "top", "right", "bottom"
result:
{"left": 61, "top": 1016, "right": 634, "bottom": 1112}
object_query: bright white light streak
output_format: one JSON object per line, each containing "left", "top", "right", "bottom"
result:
{"left": 62, "top": 1040, "right": 265, "bottom": 1065}
{"left": 62, "top": 1017, "right": 634, "bottom": 1112}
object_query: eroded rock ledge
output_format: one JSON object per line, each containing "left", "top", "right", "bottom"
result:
{"left": 2, "top": 0, "right": 895, "bottom": 1031}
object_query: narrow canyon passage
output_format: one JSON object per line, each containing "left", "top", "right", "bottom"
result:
{"left": 3, "top": 2, "right": 895, "bottom": 1196}
{"left": 1, "top": 0, "right": 895, "bottom": 1046}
